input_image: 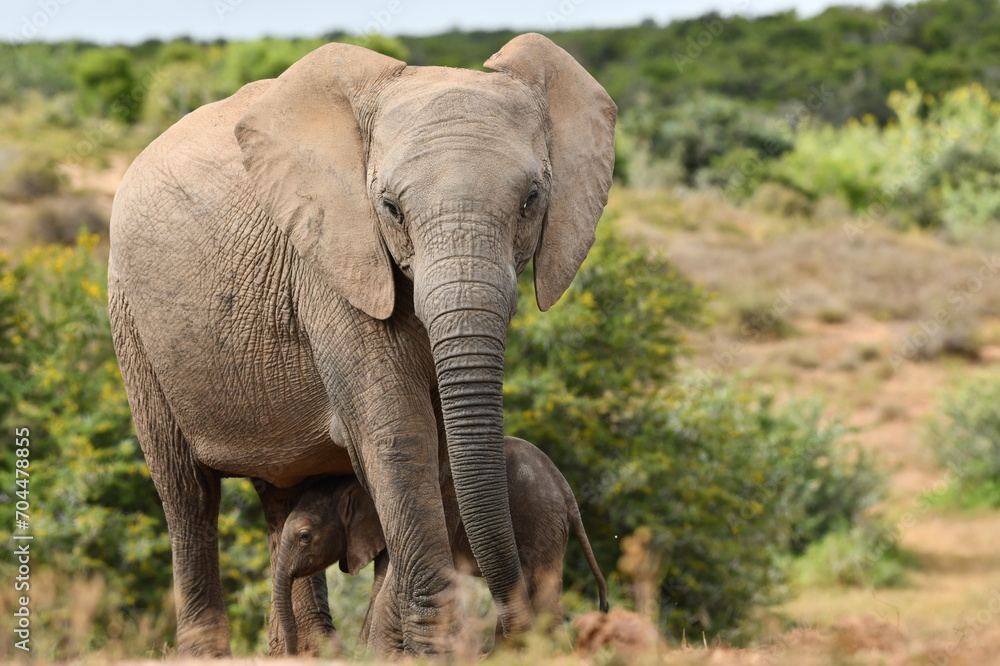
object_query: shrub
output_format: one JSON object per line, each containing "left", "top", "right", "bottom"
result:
{"left": 617, "top": 93, "right": 793, "bottom": 189}
{"left": 772, "top": 401, "right": 883, "bottom": 555}
{"left": 746, "top": 182, "right": 814, "bottom": 218}
{"left": 791, "top": 520, "right": 916, "bottom": 589}
{"left": 341, "top": 34, "right": 411, "bottom": 61}
{"left": 29, "top": 195, "right": 108, "bottom": 245}
{"left": 763, "top": 81, "right": 1000, "bottom": 240}
{"left": 140, "top": 59, "right": 220, "bottom": 128}
{"left": 217, "top": 39, "right": 325, "bottom": 94}
{"left": 0, "top": 145, "right": 63, "bottom": 201}
{"left": 733, "top": 299, "right": 797, "bottom": 342}
{"left": 73, "top": 48, "right": 143, "bottom": 124}
{"left": 924, "top": 372, "right": 1000, "bottom": 507}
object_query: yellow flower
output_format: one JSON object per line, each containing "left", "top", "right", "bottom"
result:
{"left": 40, "top": 366, "right": 62, "bottom": 388}
{"left": 78, "top": 232, "right": 100, "bottom": 251}
{"left": 23, "top": 246, "right": 43, "bottom": 266}
{"left": 11, "top": 334, "right": 21, "bottom": 345}
{"left": 82, "top": 280, "right": 101, "bottom": 299}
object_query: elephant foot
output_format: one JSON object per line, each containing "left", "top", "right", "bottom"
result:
{"left": 176, "top": 609, "right": 231, "bottom": 657}
{"left": 403, "top": 586, "right": 466, "bottom": 657}
{"left": 368, "top": 574, "right": 465, "bottom": 657}
{"left": 269, "top": 629, "right": 341, "bottom": 658}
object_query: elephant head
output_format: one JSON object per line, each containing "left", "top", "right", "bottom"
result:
{"left": 275, "top": 478, "right": 385, "bottom": 656}
{"left": 235, "top": 33, "right": 616, "bottom": 636}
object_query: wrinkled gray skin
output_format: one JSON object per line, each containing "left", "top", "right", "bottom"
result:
{"left": 275, "top": 437, "right": 609, "bottom": 655}
{"left": 107, "top": 33, "right": 615, "bottom": 657}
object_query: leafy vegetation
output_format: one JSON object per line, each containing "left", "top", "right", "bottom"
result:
{"left": 924, "top": 372, "right": 1000, "bottom": 508}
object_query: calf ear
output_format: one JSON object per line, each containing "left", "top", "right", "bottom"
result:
{"left": 339, "top": 484, "right": 387, "bottom": 575}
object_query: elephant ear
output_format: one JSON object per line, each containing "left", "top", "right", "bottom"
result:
{"left": 235, "top": 43, "right": 406, "bottom": 320}
{"left": 338, "top": 483, "right": 386, "bottom": 575}
{"left": 485, "top": 33, "right": 617, "bottom": 311}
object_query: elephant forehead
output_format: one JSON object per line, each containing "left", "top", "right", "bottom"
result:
{"left": 379, "top": 67, "right": 542, "bottom": 130}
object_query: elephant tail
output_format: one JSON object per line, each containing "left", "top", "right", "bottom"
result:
{"left": 565, "top": 484, "right": 608, "bottom": 613}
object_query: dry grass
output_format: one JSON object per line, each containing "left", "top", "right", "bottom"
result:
{"left": 612, "top": 187, "right": 1000, "bottom": 325}
{"left": 0, "top": 153, "right": 125, "bottom": 252}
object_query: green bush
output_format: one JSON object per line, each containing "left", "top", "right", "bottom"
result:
{"left": 341, "top": 34, "right": 410, "bottom": 61}
{"left": 73, "top": 48, "right": 143, "bottom": 124}
{"left": 790, "top": 519, "right": 916, "bottom": 589}
{"left": 924, "top": 372, "right": 1000, "bottom": 508}
{"left": 764, "top": 82, "right": 1000, "bottom": 240}
{"left": 618, "top": 94, "right": 793, "bottom": 189}
{"left": 217, "top": 39, "right": 325, "bottom": 94}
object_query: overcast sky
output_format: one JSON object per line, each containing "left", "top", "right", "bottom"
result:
{"left": 4, "top": 0, "right": 889, "bottom": 45}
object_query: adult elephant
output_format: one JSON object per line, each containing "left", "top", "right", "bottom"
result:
{"left": 108, "top": 33, "right": 615, "bottom": 657}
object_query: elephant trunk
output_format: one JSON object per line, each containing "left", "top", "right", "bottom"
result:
{"left": 417, "top": 272, "right": 533, "bottom": 636}
{"left": 274, "top": 537, "right": 299, "bottom": 655}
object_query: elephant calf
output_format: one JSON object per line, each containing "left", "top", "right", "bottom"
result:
{"left": 275, "top": 436, "right": 608, "bottom": 654}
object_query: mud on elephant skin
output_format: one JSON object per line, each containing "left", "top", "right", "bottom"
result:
{"left": 275, "top": 436, "right": 609, "bottom": 655}
{"left": 108, "top": 33, "right": 615, "bottom": 656}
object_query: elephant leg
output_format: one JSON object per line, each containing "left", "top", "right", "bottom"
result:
{"left": 161, "top": 460, "right": 229, "bottom": 657}
{"left": 111, "top": 294, "right": 230, "bottom": 656}
{"left": 356, "top": 415, "right": 459, "bottom": 655}
{"left": 530, "top": 561, "right": 570, "bottom": 648}
{"left": 528, "top": 560, "right": 564, "bottom": 624}
{"left": 255, "top": 481, "right": 337, "bottom": 656}
{"left": 360, "top": 550, "right": 389, "bottom": 648}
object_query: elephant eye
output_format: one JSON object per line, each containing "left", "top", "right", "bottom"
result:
{"left": 381, "top": 196, "right": 402, "bottom": 221}
{"left": 521, "top": 188, "right": 540, "bottom": 216}
{"left": 298, "top": 531, "right": 312, "bottom": 545}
